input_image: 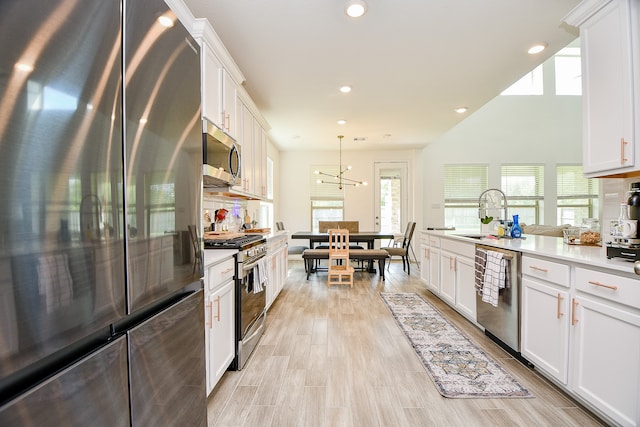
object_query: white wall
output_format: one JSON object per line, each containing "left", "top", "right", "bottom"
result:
{"left": 278, "top": 148, "right": 422, "bottom": 234}
{"left": 421, "top": 60, "right": 583, "bottom": 228}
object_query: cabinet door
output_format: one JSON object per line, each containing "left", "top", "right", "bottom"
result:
{"left": 580, "top": 0, "right": 635, "bottom": 175}
{"left": 420, "top": 245, "right": 430, "bottom": 285}
{"left": 571, "top": 294, "right": 640, "bottom": 426}
{"left": 254, "top": 121, "right": 266, "bottom": 197}
{"left": 439, "top": 251, "right": 456, "bottom": 305}
{"left": 237, "top": 102, "right": 254, "bottom": 194}
{"left": 521, "top": 277, "right": 570, "bottom": 384}
{"left": 428, "top": 247, "right": 440, "bottom": 295}
{"left": 202, "top": 45, "right": 223, "bottom": 128}
{"left": 454, "top": 255, "right": 476, "bottom": 322}
{"left": 221, "top": 70, "right": 237, "bottom": 139}
{"left": 206, "top": 279, "right": 235, "bottom": 395}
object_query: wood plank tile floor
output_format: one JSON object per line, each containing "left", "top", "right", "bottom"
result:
{"left": 207, "top": 260, "right": 607, "bottom": 427}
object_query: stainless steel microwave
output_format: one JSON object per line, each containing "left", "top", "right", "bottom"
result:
{"left": 202, "top": 120, "right": 240, "bottom": 188}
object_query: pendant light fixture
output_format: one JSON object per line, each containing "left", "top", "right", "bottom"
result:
{"left": 315, "top": 135, "right": 367, "bottom": 190}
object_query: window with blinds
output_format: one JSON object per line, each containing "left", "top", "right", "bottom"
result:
{"left": 310, "top": 165, "right": 344, "bottom": 232}
{"left": 557, "top": 165, "right": 598, "bottom": 225}
{"left": 444, "top": 165, "right": 488, "bottom": 231}
{"left": 501, "top": 165, "right": 544, "bottom": 225}
{"left": 310, "top": 165, "right": 344, "bottom": 199}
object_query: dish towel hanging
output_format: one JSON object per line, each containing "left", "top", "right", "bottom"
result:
{"left": 481, "top": 250, "right": 507, "bottom": 307}
{"left": 474, "top": 247, "right": 488, "bottom": 295}
{"left": 253, "top": 257, "right": 270, "bottom": 294}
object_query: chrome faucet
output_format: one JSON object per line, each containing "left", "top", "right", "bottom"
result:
{"left": 478, "top": 188, "right": 508, "bottom": 225}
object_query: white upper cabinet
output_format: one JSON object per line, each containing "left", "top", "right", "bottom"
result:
{"left": 201, "top": 44, "right": 223, "bottom": 129}
{"left": 201, "top": 45, "right": 238, "bottom": 139}
{"left": 565, "top": 0, "right": 639, "bottom": 177}
{"left": 193, "top": 19, "right": 243, "bottom": 140}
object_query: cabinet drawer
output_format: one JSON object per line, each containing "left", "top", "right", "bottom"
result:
{"left": 206, "top": 258, "right": 235, "bottom": 291}
{"left": 428, "top": 236, "right": 441, "bottom": 248}
{"left": 441, "top": 239, "right": 474, "bottom": 258}
{"left": 575, "top": 267, "right": 640, "bottom": 310}
{"left": 522, "top": 256, "right": 570, "bottom": 287}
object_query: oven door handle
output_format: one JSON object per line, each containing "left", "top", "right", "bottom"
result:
{"left": 242, "top": 255, "right": 264, "bottom": 272}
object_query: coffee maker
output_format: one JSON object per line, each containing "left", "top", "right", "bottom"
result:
{"left": 607, "top": 182, "right": 640, "bottom": 260}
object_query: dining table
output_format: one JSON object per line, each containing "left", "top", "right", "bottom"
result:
{"left": 290, "top": 231, "right": 396, "bottom": 249}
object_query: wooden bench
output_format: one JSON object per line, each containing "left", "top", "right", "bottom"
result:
{"left": 302, "top": 249, "right": 390, "bottom": 281}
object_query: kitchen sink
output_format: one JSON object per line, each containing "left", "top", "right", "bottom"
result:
{"left": 454, "top": 233, "right": 488, "bottom": 240}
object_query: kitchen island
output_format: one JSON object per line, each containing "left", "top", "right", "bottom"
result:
{"left": 421, "top": 229, "right": 640, "bottom": 427}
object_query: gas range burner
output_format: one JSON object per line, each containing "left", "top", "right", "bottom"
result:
{"left": 204, "top": 234, "right": 265, "bottom": 249}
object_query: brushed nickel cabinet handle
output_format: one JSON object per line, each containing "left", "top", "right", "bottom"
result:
{"left": 557, "top": 293, "right": 564, "bottom": 319}
{"left": 588, "top": 280, "right": 618, "bottom": 291}
{"left": 572, "top": 298, "right": 579, "bottom": 326}
{"left": 529, "top": 265, "right": 548, "bottom": 273}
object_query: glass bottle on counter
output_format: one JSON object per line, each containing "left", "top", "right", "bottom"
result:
{"left": 510, "top": 214, "right": 522, "bottom": 238}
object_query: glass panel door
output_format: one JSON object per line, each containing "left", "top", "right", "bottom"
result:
{"left": 374, "top": 162, "right": 408, "bottom": 245}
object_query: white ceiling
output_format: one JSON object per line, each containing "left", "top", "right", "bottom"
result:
{"left": 183, "top": 0, "right": 580, "bottom": 152}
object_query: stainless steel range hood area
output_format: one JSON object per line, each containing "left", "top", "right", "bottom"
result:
{"left": 202, "top": 120, "right": 240, "bottom": 188}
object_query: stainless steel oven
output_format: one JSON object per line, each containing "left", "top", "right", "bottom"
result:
{"left": 204, "top": 234, "right": 267, "bottom": 370}
{"left": 235, "top": 244, "right": 267, "bottom": 369}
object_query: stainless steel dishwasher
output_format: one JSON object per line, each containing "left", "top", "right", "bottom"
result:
{"left": 475, "top": 245, "right": 522, "bottom": 355}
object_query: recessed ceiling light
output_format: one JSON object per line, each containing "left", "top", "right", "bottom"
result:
{"left": 455, "top": 107, "right": 468, "bottom": 114}
{"left": 337, "top": 119, "right": 346, "bottom": 125}
{"left": 528, "top": 43, "right": 547, "bottom": 54}
{"left": 345, "top": 0, "right": 367, "bottom": 18}
{"left": 339, "top": 85, "right": 352, "bottom": 93}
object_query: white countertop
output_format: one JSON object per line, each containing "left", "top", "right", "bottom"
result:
{"left": 423, "top": 230, "right": 639, "bottom": 276}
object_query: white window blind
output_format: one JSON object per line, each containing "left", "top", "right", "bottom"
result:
{"left": 311, "top": 165, "right": 344, "bottom": 199}
{"left": 557, "top": 165, "right": 596, "bottom": 198}
{"left": 444, "top": 165, "right": 488, "bottom": 231}
{"left": 557, "top": 165, "right": 598, "bottom": 225}
{"left": 501, "top": 165, "right": 544, "bottom": 199}
{"left": 501, "top": 164, "right": 544, "bottom": 224}
{"left": 444, "top": 165, "right": 488, "bottom": 202}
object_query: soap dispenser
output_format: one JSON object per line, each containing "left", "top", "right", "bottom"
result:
{"left": 510, "top": 214, "right": 522, "bottom": 238}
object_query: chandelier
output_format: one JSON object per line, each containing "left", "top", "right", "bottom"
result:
{"left": 314, "top": 135, "right": 367, "bottom": 189}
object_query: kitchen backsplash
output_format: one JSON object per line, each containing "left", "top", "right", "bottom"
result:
{"left": 601, "top": 177, "right": 635, "bottom": 240}
{"left": 202, "top": 194, "right": 248, "bottom": 232}
{"left": 201, "top": 194, "right": 267, "bottom": 233}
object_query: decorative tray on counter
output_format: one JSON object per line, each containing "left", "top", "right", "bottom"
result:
{"left": 243, "top": 228, "right": 271, "bottom": 234}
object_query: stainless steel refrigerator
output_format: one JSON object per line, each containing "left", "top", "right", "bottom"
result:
{"left": 0, "top": 0, "right": 206, "bottom": 425}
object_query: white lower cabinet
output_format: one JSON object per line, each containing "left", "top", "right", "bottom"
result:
{"left": 266, "top": 234, "right": 288, "bottom": 309}
{"left": 439, "top": 239, "right": 476, "bottom": 321}
{"left": 439, "top": 251, "right": 456, "bottom": 306}
{"left": 454, "top": 254, "right": 476, "bottom": 322}
{"left": 571, "top": 267, "right": 640, "bottom": 427}
{"left": 204, "top": 256, "right": 236, "bottom": 395}
{"left": 206, "top": 280, "right": 234, "bottom": 395}
{"left": 420, "top": 244, "right": 429, "bottom": 284}
{"left": 521, "top": 276, "right": 570, "bottom": 384}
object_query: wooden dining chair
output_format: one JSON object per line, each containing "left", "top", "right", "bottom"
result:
{"left": 327, "top": 229, "right": 354, "bottom": 287}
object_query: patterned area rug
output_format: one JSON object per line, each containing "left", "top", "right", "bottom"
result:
{"left": 380, "top": 292, "right": 533, "bottom": 399}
